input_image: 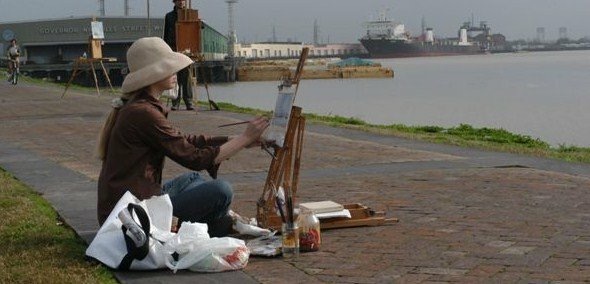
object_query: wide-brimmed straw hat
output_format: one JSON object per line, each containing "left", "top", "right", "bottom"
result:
{"left": 121, "top": 37, "right": 192, "bottom": 93}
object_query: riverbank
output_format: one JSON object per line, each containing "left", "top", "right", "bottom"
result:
{"left": 3, "top": 70, "right": 589, "bottom": 163}
{"left": 214, "top": 102, "right": 590, "bottom": 164}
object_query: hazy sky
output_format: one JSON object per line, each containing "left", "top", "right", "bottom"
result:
{"left": 1, "top": 0, "right": 589, "bottom": 43}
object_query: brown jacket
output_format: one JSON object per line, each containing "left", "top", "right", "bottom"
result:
{"left": 97, "top": 93, "right": 228, "bottom": 225}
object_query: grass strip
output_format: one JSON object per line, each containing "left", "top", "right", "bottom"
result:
{"left": 214, "top": 102, "right": 590, "bottom": 163}
{"left": 0, "top": 169, "right": 116, "bottom": 283}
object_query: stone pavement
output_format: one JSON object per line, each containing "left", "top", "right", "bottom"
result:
{"left": 1, "top": 80, "right": 590, "bottom": 283}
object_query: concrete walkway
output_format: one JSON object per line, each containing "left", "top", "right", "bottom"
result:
{"left": 1, "top": 80, "right": 590, "bottom": 283}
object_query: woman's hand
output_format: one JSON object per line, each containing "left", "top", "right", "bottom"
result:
{"left": 243, "top": 116, "right": 270, "bottom": 144}
{"left": 215, "top": 116, "right": 270, "bottom": 163}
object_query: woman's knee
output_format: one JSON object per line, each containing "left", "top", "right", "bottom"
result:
{"left": 162, "top": 172, "right": 202, "bottom": 195}
{"left": 211, "top": 179, "right": 233, "bottom": 202}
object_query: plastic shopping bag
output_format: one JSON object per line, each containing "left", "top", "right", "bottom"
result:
{"left": 165, "top": 221, "right": 250, "bottom": 273}
{"left": 175, "top": 237, "right": 250, "bottom": 273}
{"left": 86, "top": 191, "right": 175, "bottom": 270}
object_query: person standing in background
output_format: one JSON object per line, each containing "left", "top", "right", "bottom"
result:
{"left": 6, "top": 38, "right": 20, "bottom": 81}
{"left": 164, "top": 0, "right": 194, "bottom": 111}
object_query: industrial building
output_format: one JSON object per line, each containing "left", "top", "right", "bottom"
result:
{"left": 235, "top": 42, "right": 367, "bottom": 59}
{"left": 0, "top": 17, "right": 229, "bottom": 84}
{"left": 0, "top": 17, "right": 227, "bottom": 63}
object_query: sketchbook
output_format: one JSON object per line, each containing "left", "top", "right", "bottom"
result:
{"left": 299, "top": 201, "right": 344, "bottom": 214}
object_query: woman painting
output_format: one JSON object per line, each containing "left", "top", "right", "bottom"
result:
{"left": 96, "top": 37, "right": 269, "bottom": 237}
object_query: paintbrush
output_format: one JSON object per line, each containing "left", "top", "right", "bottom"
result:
{"left": 217, "top": 120, "right": 250, "bottom": 128}
{"left": 275, "top": 195, "right": 287, "bottom": 224}
{"left": 285, "top": 191, "right": 294, "bottom": 225}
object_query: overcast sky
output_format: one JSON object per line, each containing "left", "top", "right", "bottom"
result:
{"left": 1, "top": 0, "right": 589, "bottom": 43}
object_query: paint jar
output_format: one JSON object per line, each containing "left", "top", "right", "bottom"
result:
{"left": 281, "top": 222, "right": 300, "bottom": 258}
{"left": 298, "top": 208, "right": 321, "bottom": 252}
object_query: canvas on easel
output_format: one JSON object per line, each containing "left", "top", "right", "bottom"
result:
{"left": 176, "top": 21, "right": 201, "bottom": 54}
{"left": 89, "top": 20, "right": 104, "bottom": 59}
{"left": 91, "top": 21, "right": 105, "bottom": 40}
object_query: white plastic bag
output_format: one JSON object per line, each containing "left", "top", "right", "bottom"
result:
{"left": 164, "top": 221, "right": 250, "bottom": 273}
{"left": 163, "top": 221, "right": 210, "bottom": 256}
{"left": 87, "top": 191, "right": 251, "bottom": 272}
{"left": 173, "top": 237, "right": 250, "bottom": 273}
{"left": 86, "top": 191, "right": 175, "bottom": 270}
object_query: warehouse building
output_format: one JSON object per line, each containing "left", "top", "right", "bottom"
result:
{"left": 235, "top": 42, "right": 367, "bottom": 59}
{"left": 0, "top": 17, "right": 228, "bottom": 63}
{"left": 0, "top": 17, "right": 229, "bottom": 84}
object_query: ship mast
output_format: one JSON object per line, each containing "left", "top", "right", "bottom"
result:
{"left": 364, "top": 8, "right": 405, "bottom": 40}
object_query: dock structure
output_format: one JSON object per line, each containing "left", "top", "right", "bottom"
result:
{"left": 20, "top": 59, "right": 238, "bottom": 87}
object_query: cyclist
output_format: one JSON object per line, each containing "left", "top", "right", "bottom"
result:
{"left": 6, "top": 39, "right": 20, "bottom": 82}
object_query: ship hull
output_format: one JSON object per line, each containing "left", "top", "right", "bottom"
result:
{"left": 360, "top": 38, "right": 484, "bottom": 58}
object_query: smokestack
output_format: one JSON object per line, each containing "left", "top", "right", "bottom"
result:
{"left": 99, "top": 0, "right": 105, "bottom": 16}
{"left": 124, "top": 0, "right": 130, "bottom": 16}
{"left": 226, "top": 0, "right": 238, "bottom": 57}
{"left": 313, "top": 19, "right": 319, "bottom": 45}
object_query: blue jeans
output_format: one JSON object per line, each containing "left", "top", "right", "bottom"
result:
{"left": 162, "top": 172, "right": 233, "bottom": 237}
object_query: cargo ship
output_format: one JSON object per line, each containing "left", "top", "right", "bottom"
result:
{"left": 359, "top": 12, "right": 494, "bottom": 58}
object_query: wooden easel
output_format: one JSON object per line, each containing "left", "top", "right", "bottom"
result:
{"left": 257, "top": 48, "right": 309, "bottom": 230}
{"left": 257, "top": 106, "right": 306, "bottom": 230}
{"left": 256, "top": 47, "right": 398, "bottom": 230}
{"left": 61, "top": 57, "right": 115, "bottom": 98}
{"left": 61, "top": 22, "right": 115, "bottom": 98}
{"left": 173, "top": 2, "right": 201, "bottom": 109}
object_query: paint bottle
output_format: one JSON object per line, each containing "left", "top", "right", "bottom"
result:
{"left": 298, "top": 208, "right": 321, "bottom": 252}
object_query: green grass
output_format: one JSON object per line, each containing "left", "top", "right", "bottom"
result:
{"left": 213, "top": 102, "right": 590, "bottom": 163}
{"left": 0, "top": 169, "right": 116, "bottom": 283}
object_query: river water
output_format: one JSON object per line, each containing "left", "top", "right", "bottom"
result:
{"left": 209, "top": 50, "right": 590, "bottom": 147}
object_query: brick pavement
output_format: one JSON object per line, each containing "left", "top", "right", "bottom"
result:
{"left": 1, "top": 80, "right": 590, "bottom": 283}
